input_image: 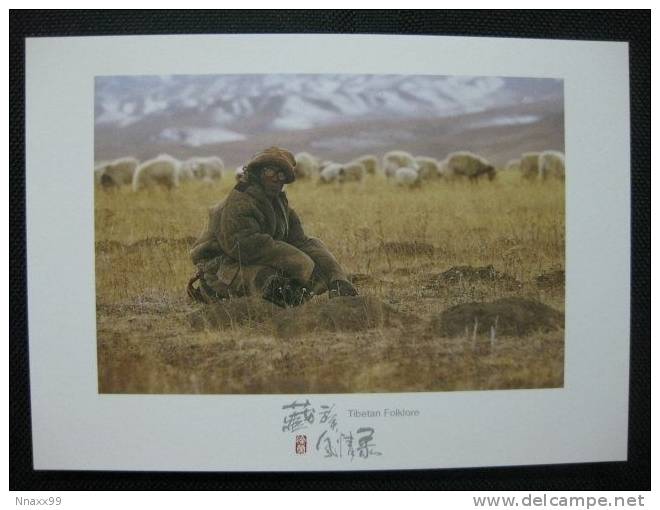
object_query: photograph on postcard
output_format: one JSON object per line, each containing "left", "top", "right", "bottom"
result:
{"left": 94, "top": 73, "right": 565, "bottom": 394}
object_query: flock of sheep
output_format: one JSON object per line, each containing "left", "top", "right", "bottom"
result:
{"left": 94, "top": 149, "right": 565, "bottom": 191}
{"left": 302, "top": 150, "right": 497, "bottom": 186}
{"left": 294, "top": 149, "right": 564, "bottom": 186}
{"left": 94, "top": 154, "right": 224, "bottom": 191}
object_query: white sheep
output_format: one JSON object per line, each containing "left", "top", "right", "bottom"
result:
{"left": 341, "top": 161, "right": 366, "bottom": 182}
{"left": 383, "top": 150, "right": 418, "bottom": 177}
{"left": 440, "top": 151, "right": 496, "bottom": 181}
{"left": 318, "top": 160, "right": 340, "bottom": 179}
{"left": 520, "top": 152, "right": 541, "bottom": 179}
{"left": 183, "top": 156, "right": 224, "bottom": 181}
{"left": 177, "top": 161, "right": 196, "bottom": 183}
{"left": 352, "top": 154, "right": 379, "bottom": 176}
{"left": 394, "top": 167, "right": 420, "bottom": 187}
{"left": 539, "top": 150, "right": 565, "bottom": 180}
{"left": 415, "top": 156, "right": 441, "bottom": 180}
{"left": 95, "top": 156, "right": 139, "bottom": 187}
{"left": 94, "top": 161, "right": 108, "bottom": 186}
{"left": 132, "top": 154, "right": 182, "bottom": 191}
{"left": 318, "top": 163, "right": 344, "bottom": 184}
{"left": 294, "top": 152, "right": 321, "bottom": 180}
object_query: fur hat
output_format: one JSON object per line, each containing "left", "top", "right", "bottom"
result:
{"left": 245, "top": 146, "right": 297, "bottom": 184}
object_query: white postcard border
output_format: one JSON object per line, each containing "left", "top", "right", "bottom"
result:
{"left": 25, "top": 34, "right": 630, "bottom": 471}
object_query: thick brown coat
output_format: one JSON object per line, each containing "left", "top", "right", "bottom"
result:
{"left": 191, "top": 182, "right": 346, "bottom": 291}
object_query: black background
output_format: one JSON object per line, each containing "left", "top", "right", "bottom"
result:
{"left": 10, "top": 10, "right": 650, "bottom": 490}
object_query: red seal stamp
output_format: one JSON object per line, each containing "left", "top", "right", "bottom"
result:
{"left": 295, "top": 435, "right": 307, "bottom": 455}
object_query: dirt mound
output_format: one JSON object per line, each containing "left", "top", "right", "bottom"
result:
{"left": 535, "top": 269, "right": 565, "bottom": 290}
{"left": 379, "top": 241, "right": 435, "bottom": 257}
{"left": 272, "top": 295, "right": 415, "bottom": 338}
{"left": 187, "top": 297, "right": 278, "bottom": 330}
{"left": 422, "top": 265, "right": 521, "bottom": 292}
{"left": 430, "top": 297, "right": 564, "bottom": 337}
{"left": 187, "top": 295, "right": 416, "bottom": 337}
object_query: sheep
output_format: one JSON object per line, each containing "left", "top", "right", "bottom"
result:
{"left": 318, "top": 161, "right": 366, "bottom": 184}
{"left": 341, "top": 161, "right": 366, "bottom": 182}
{"left": 394, "top": 167, "right": 420, "bottom": 187}
{"left": 539, "top": 150, "right": 565, "bottom": 180}
{"left": 132, "top": 154, "right": 181, "bottom": 191}
{"left": 520, "top": 152, "right": 541, "bottom": 179}
{"left": 95, "top": 156, "right": 139, "bottom": 187}
{"left": 352, "top": 154, "right": 379, "bottom": 176}
{"left": 440, "top": 151, "right": 496, "bottom": 181}
{"left": 183, "top": 156, "right": 224, "bottom": 181}
{"left": 415, "top": 156, "right": 441, "bottom": 180}
{"left": 294, "top": 152, "right": 321, "bottom": 180}
{"left": 94, "top": 162, "right": 108, "bottom": 186}
{"left": 318, "top": 163, "right": 344, "bottom": 184}
{"left": 383, "top": 150, "right": 418, "bottom": 177}
{"left": 318, "top": 160, "right": 341, "bottom": 178}
{"left": 177, "top": 161, "right": 196, "bottom": 183}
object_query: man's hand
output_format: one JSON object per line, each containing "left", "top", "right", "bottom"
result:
{"left": 262, "top": 275, "right": 313, "bottom": 308}
{"left": 328, "top": 279, "right": 359, "bottom": 298}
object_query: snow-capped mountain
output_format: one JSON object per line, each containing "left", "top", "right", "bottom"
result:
{"left": 96, "top": 75, "right": 561, "bottom": 136}
{"left": 94, "top": 74, "right": 563, "bottom": 166}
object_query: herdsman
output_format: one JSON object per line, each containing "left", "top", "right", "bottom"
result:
{"left": 188, "top": 146, "right": 358, "bottom": 307}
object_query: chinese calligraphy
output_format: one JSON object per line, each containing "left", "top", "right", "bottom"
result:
{"left": 282, "top": 400, "right": 382, "bottom": 460}
{"left": 281, "top": 399, "right": 315, "bottom": 432}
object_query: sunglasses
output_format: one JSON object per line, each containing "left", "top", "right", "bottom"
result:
{"left": 263, "top": 167, "right": 288, "bottom": 182}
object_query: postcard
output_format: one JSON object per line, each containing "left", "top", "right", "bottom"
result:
{"left": 25, "top": 34, "right": 630, "bottom": 470}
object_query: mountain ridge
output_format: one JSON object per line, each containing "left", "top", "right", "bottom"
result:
{"left": 94, "top": 74, "right": 564, "bottom": 167}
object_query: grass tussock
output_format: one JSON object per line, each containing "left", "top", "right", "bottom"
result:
{"left": 96, "top": 171, "right": 565, "bottom": 394}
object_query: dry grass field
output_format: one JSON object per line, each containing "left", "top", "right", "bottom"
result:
{"left": 95, "top": 170, "right": 565, "bottom": 394}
